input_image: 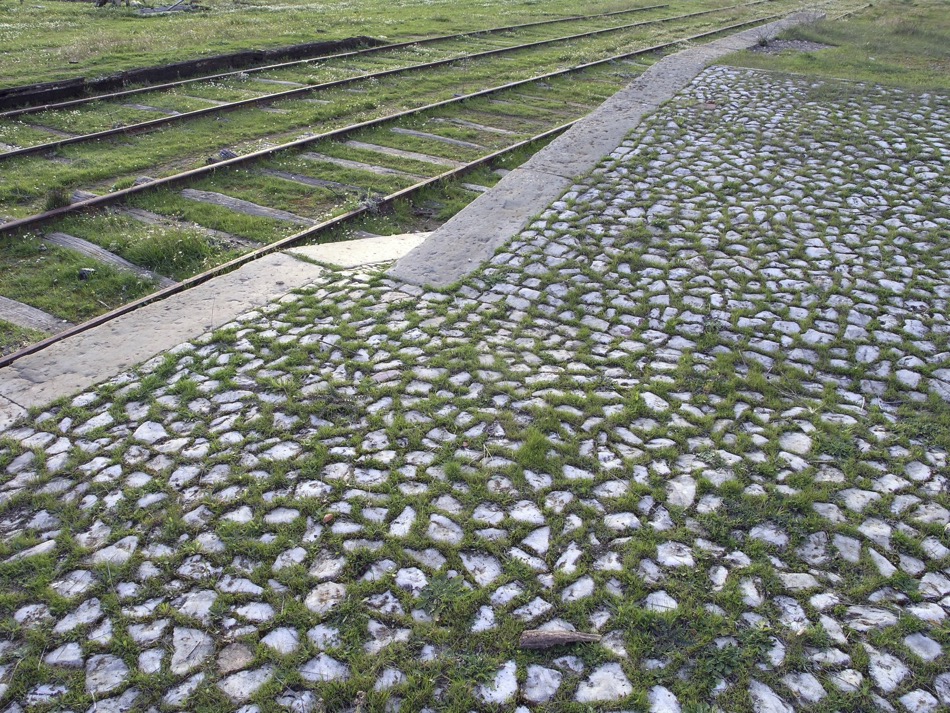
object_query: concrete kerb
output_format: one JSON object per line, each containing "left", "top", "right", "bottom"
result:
{"left": 387, "top": 11, "right": 820, "bottom": 288}
{"left": 0, "top": 231, "right": 436, "bottom": 428}
{"left": 0, "top": 253, "right": 325, "bottom": 429}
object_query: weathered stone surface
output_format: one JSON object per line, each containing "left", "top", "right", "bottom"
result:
{"left": 85, "top": 655, "right": 129, "bottom": 695}
{"left": 575, "top": 663, "right": 633, "bottom": 703}
{"left": 171, "top": 627, "right": 214, "bottom": 675}
{"left": 217, "top": 665, "right": 275, "bottom": 702}
{"left": 477, "top": 661, "right": 518, "bottom": 705}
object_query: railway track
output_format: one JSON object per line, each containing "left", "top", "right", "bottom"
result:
{"left": 0, "top": 2, "right": 795, "bottom": 234}
{"left": 0, "top": 0, "right": 786, "bottom": 223}
{"left": 0, "top": 0, "right": 848, "bottom": 363}
{"left": 0, "top": 2, "right": 765, "bottom": 163}
{"left": 0, "top": 5, "right": 669, "bottom": 118}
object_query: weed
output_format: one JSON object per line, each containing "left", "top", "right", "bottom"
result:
{"left": 418, "top": 573, "right": 468, "bottom": 623}
{"left": 43, "top": 188, "right": 71, "bottom": 212}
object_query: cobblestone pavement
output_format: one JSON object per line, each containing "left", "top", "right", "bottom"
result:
{"left": 2, "top": 66, "right": 949, "bottom": 713}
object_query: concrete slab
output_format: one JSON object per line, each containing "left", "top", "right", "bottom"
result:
{"left": 387, "top": 169, "right": 572, "bottom": 286}
{"left": 285, "top": 232, "right": 430, "bottom": 268}
{"left": 389, "top": 12, "right": 818, "bottom": 288}
{"left": 0, "top": 252, "right": 324, "bottom": 421}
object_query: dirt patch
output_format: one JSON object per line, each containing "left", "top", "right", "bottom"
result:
{"left": 751, "top": 39, "right": 833, "bottom": 54}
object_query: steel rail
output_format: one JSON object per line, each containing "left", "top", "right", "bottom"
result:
{"left": 0, "top": 4, "right": 669, "bottom": 119}
{"left": 0, "top": 11, "right": 794, "bottom": 238}
{"left": 0, "top": 122, "right": 577, "bottom": 369}
{"left": 0, "top": 2, "right": 758, "bottom": 162}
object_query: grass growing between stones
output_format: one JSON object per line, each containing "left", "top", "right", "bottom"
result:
{"left": 5, "top": 10, "right": 950, "bottom": 713}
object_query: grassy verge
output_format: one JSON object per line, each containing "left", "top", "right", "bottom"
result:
{"left": 53, "top": 212, "right": 243, "bottom": 280}
{"left": 0, "top": 319, "right": 47, "bottom": 356}
{"left": 722, "top": 0, "right": 950, "bottom": 90}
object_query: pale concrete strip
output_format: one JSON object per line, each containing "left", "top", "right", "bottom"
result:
{"left": 301, "top": 152, "right": 426, "bottom": 179}
{"left": 181, "top": 189, "right": 316, "bottom": 226}
{"left": 389, "top": 12, "right": 818, "bottom": 288}
{"left": 71, "top": 190, "right": 98, "bottom": 204}
{"left": 344, "top": 140, "right": 464, "bottom": 168}
{"left": 44, "top": 232, "right": 177, "bottom": 289}
{"left": 179, "top": 95, "right": 230, "bottom": 106}
{"left": 0, "top": 253, "right": 325, "bottom": 428}
{"left": 0, "top": 295, "right": 72, "bottom": 333}
{"left": 390, "top": 169, "right": 572, "bottom": 286}
{"left": 251, "top": 78, "right": 310, "bottom": 88}
{"left": 0, "top": 395, "right": 26, "bottom": 431}
{"left": 389, "top": 127, "right": 484, "bottom": 150}
{"left": 25, "top": 123, "right": 76, "bottom": 138}
{"left": 512, "top": 93, "right": 594, "bottom": 112}
{"left": 286, "top": 232, "right": 430, "bottom": 269}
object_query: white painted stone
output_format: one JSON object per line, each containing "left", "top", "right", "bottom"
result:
{"left": 656, "top": 542, "right": 694, "bottom": 567}
{"left": 427, "top": 514, "right": 464, "bottom": 545}
{"left": 305, "top": 582, "right": 346, "bottom": 615}
{"left": 781, "top": 672, "right": 826, "bottom": 703}
{"left": 778, "top": 432, "right": 811, "bottom": 455}
{"left": 299, "top": 653, "right": 350, "bottom": 682}
{"left": 90, "top": 536, "right": 138, "bottom": 565}
{"left": 217, "top": 665, "right": 276, "bottom": 702}
{"left": 748, "top": 680, "right": 794, "bottom": 713}
{"left": 645, "top": 591, "right": 678, "bottom": 612}
{"left": 133, "top": 421, "right": 168, "bottom": 444}
{"left": 865, "top": 644, "right": 910, "bottom": 692}
{"left": 261, "top": 627, "right": 299, "bottom": 655}
{"left": 171, "top": 627, "right": 214, "bottom": 675}
{"left": 85, "top": 654, "right": 129, "bottom": 695}
{"left": 460, "top": 551, "right": 503, "bottom": 587}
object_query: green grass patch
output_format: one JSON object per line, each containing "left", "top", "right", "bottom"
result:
{"left": 53, "top": 212, "right": 242, "bottom": 280}
{"left": 0, "top": 319, "right": 47, "bottom": 356}
{"left": 723, "top": 0, "right": 950, "bottom": 90}
{"left": 0, "top": 236, "right": 156, "bottom": 322}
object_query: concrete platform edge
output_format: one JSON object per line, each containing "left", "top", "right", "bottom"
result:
{"left": 0, "top": 252, "right": 326, "bottom": 417}
{"left": 388, "top": 12, "right": 818, "bottom": 288}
